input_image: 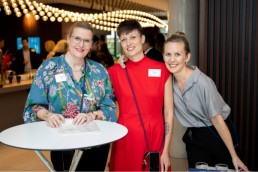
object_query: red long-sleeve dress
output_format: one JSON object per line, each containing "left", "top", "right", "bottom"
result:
{"left": 108, "top": 56, "right": 171, "bottom": 171}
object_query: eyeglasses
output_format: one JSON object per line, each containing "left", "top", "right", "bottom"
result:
{"left": 71, "top": 36, "right": 92, "bottom": 46}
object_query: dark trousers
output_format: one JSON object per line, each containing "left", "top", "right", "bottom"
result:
{"left": 51, "top": 144, "right": 110, "bottom": 171}
{"left": 183, "top": 118, "right": 244, "bottom": 169}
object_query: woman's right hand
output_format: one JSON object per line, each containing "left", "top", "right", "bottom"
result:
{"left": 118, "top": 55, "right": 128, "bottom": 68}
{"left": 73, "top": 113, "right": 94, "bottom": 125}
{"left": 46, "top": 113, "right": 65, "bottom": 128}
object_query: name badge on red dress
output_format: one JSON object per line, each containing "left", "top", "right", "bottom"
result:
{"left": 148, "top": 69, "right": 161, "bottom": 77}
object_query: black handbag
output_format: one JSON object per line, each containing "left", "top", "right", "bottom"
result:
{"left": 125, "top": 68, "right": 162, "bottom": 171}
{"left": 182, "top": 128, "right": 194, "bottom": 143}
{"left": 142, "top": 152, "right": 160, "bottom": 171}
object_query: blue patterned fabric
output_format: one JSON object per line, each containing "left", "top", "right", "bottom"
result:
{"left": 23, "top": 55, "right": 117, "bottom": 123}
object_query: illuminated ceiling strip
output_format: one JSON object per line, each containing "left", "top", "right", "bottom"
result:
{"left": 1, "top": 0, "right": 168, "bottom": 32}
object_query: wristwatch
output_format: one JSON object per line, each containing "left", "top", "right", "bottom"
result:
{"left": 92, "top": 111, "right": 98, "bottom": 120}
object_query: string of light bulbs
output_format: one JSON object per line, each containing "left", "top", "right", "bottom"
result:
{"left": 1, "top": 0, "right": 168, "bottom": 32}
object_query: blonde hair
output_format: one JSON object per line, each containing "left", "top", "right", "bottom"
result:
{"left": 44, "top": 40, "right": 55, "bottom": 52}
{"left": 46, "top": 39, "right": 68, "bottom": 59}
{"left": 67, "top": 21, "right": 93, "bottom": 39}
{"left": 165, "top": 31, "right": 191, "bottom": 54}
{"left": 53, "top": 39, "right": 68, "bottom": 54}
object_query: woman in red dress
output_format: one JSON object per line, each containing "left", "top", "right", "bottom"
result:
{"left": 108, "top": 20, "right": 174, "bottom": 171}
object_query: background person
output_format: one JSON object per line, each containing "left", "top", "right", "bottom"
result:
{"left": 96, "top": 41, "right": 114, "bottom": 68}
{"left": 0, "top": 36, "right": 14, "bottom": 74}
{"left": 163, "top": 31, "right": 248, "bottom": 171}
{"left": 12, "top": 37, "right": 40, "bottom": 74}
{"left": 87, "top": 35, "right": 100, "bottom": 63}
{"left": 108, "top": 19, "right": 174, "bottom": 171}
{"left": 155, "top": 33, "right": 165, "bottom": 53}
{"left": 46, "top": 39, "right": 68, "bottom": 59}
{"left": 23, "top": 21, "right": 117, "bottom": 171}
{"left": 143, "top": 33, "right": 164, "bottom": 62}
{"left": 44, "top": 40, "right": 55, "bottom": 60}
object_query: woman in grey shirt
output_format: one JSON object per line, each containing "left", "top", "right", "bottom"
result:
{"left": 163, "top": 31, "right": 248, "bottom": 171}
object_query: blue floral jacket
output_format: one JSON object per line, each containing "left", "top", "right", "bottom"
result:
{"left": 23, "top": 55, "right": 117, "bottom": 123}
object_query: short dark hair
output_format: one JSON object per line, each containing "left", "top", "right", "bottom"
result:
{"left": 117, "top": 20, "right": 143, "bottom": 37}
{"left": 21, "top": 36, "right": 28, "bottom": 42}
{"left": 144, "top": 34, "right": 155, "bottom": 47}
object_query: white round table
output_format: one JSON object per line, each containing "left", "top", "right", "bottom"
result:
{"left": 0, "top": 120, "right": 128, "bottom": 171}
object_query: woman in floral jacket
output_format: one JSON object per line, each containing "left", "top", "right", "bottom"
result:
{"left": 23, "top": 21, "right": 117, "bottom": 171}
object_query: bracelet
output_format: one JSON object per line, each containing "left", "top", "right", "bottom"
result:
{"left": 92, "top": 111, "right": 98, "bottom": 120}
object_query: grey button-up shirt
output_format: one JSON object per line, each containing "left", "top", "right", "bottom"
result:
{"left": 173, "top": 66, "right": 230, "bottom": 127}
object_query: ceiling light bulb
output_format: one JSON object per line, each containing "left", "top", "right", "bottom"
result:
{"left": 14, "top": 7, "right": 19, "bottom": 12}
{"left": 29, "top": 5, "right": 34, "bottom": 10}
{"left": 16, "top": 12, "right": 22, "bottom": 17}
{"left": 61, "top": 13, "right": 66, "bottom": 18}
{"left": 18, "top": 0, "right": 24, "bottom": 5}
{"left": 12, "top": 3, "right": 17, "bottom": 8}
{"left": 50, "top": 16, "right": 55, "bottom": 22}
{"left": 57, "top": 17, "right": 62, "bottom": 22}
{"left": 53, "top": 12, "right": 58, "bottom": 17}
{"left": 37, "top": 7, "right": 42, "bottom": 12}
{"left": 47, "top": 11, "right": 52, "bottom": 17}
{"left": 3, "top": 2, "right": 9, "bottom": 6}
{"left": 4, "top": 6, "right": 10, "bottom": 11}
{"left": 34, "top": 14, "right": 40, "bottom": 20}
{"left": 5, "top": 10, "right": 12, "bottom": 15}
{"left": 23, "top": 9, "right": 28, "bottom": 14}
{"left": 39, "top": 11, "right": 45, "bottom": 16}
{"left": 64, "top": 17, "right": 69, "bottom": 22}
{"left": 32, "top": 10, "right": 37, "bottom": 15}
{"left": 42, "top": 15, "right": 48, "bottom": 21}
{"left": 25, "top": 13, "right": 31, "bottom": 18}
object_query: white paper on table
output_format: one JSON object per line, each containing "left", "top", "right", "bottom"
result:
{"left": 58, "top": 119, "right": 101, "bottom": 134}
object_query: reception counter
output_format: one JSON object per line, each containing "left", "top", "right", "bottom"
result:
{"left": 0, "top": 80, "right": 32, "bottom": 131}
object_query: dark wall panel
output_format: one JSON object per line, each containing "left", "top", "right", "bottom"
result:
{"left": 199, "top": 0, "right": 258, "bottom": 170}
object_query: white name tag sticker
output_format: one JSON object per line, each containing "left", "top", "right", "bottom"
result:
{"left": 55, "top": 73, "right": 67, "bottom": 82}
{"left": 148, "top": 69, "right": 161, "bottom": 77}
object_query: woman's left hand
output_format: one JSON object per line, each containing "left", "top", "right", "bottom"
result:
{"left": 73, "top": 113, "right": 95, "bottom": 125}
{"left": 160, "top": 151, "right": 171, "bottom": 172}
{"left": 232, "top": 156, "right": 249, "bottom": 172}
